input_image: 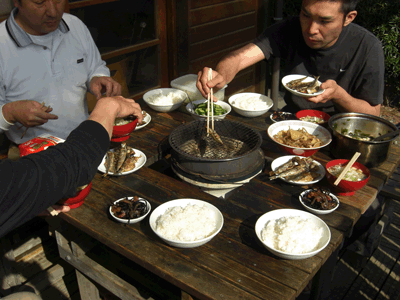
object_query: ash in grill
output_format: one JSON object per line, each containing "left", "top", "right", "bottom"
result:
{"left": 169, "top": 120, "right": 262, "bottom": 161}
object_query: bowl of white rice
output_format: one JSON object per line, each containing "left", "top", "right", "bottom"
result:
{"left": 149, "top": 199, "right": 224, "bottom": 248}
{"left": 255, "top": 209, "right": 331, "bottom": 259}
{"left": 143, "top": 88, "right": 188, "bottom": 113}
{"left": 228, "top": 93, "right": 273, "bottom": 117}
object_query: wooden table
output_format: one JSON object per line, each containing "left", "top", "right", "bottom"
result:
{"left": 53, "top": 103, "right": 400, "bottom": 300}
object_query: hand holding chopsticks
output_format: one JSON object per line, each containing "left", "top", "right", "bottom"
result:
{"left": 334, "top": 152, "right": 361, "bottom": 185}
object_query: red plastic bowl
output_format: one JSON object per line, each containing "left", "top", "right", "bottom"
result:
{"left": 296, "top": 110, "right": 330, "bottom": 126}
{"left": 111, "top": 118, "right": 138, "bottom": 142}
{"left": 57, "top": 182, "right": 92, "bottom": 209}
{"left": 326, "top": 159, "right": 370, "bottom": 196}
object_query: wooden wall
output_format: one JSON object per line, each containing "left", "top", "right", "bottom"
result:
{"left": 170, "top": 0, "right": 265, "bottom": 97}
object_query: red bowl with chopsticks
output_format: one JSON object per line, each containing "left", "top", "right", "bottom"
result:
{"left": 296, "top": 110, "right": 330, "bottom": 127}
{"left": 57, "top": 182, "right": 92, "bottom": 209}
{"left": 111, "top": 118, "right": 138, "bottom": 142}
{"left": 326, "top": 159, "right": 370, "bottom": 196}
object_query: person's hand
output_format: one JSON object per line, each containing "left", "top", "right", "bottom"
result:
{"left": 89, "top": 76, "right": 122, "bottom": 100}
{"left": 37, "top": 205, "right": 70, "bottom": 217}
{"left": 112, "top": 96, "right": 143, "bottom": 124}
{"left": 2, "top": 100, "right": 58, "bottom": 128}
{"left": 197, "top": 67, "right": 227, "bottom": 101}
{"left": 306, "top": 80, "right": 339, "bottom": 104}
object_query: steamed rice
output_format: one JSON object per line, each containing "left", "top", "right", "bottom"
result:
{"left": 147, "top": 89, "right": 186, "bottom": 105}
{"left": 261, "top": 216, "right": 323, "bottom": 254}
{"left": 231, "top": 95, "right": 270, "bottom": 110}
{"left": 155, "top": 204, "right": 217, "bottom": 242}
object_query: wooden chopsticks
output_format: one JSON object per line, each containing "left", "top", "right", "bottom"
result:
{"left": 334, "top": 152, "right": 361, "bottom": 185}
{"left": 207, "top": 68, "right": 213, "bottom": 135}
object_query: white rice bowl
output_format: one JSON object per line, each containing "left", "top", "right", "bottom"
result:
{"left": 143, "top": 88, "right": 187, "bottom": 112}
{"left": 255, "top": 209, "right": 330, "bottom": 259}
{"left": 149, "top": 199, "right": 224, "bottom": 248}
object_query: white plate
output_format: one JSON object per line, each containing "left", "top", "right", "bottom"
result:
{"left": 98, "top": 148, "right": 147, "bottom": 176}
{"left": 135, "top": 111, "right": 151, "bottom": 131}
{"left": 282, "top": 74, "right": 325, "bottom": 98}
{"left": 270, "top": 155, "right": 325, "bottom": 185}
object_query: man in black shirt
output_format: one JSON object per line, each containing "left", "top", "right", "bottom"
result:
{"left": 0, "top": 96, "right": 143, "bottom": 238}
{"left": 197, "top": 0, "right": 383, "bottom": 116}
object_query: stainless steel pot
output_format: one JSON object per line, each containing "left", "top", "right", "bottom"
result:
{"left": 328, "top": 113, "right": 398, "bottom": 168}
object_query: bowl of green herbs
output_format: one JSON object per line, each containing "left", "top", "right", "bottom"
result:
{"left": 186, "top": 99, "right": 231, "bottom": 120}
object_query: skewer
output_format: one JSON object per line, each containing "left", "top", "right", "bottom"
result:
{"left": 334, "top": 152, "right": 361, "bottom": 185}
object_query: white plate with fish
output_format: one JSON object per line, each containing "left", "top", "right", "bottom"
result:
{"left": 270, "top": 155, "right": 325, "bottom": 185}
{"left": 98, "top": 148, "right": 147, "bottom": 176}
{"left": 282, "top": 75, "right": 325, "bottom": 98}
{"left": 135, "top": 111, "right": 151, "bottom": 131}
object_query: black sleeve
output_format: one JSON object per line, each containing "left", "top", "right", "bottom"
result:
{"left": 0, "top": 120, "right": 109, "bottom": 238}
{"left": 253, "top": 17, "right": 301, "bottom": 61}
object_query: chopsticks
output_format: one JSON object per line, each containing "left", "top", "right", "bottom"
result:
{"left": 334, "top": 152, "right": 361, "bottom": 186}
{"left": 207, "top": 68, "right": 213, "bottom": 135}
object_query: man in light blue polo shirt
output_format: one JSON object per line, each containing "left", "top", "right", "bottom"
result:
{"left": 0, "top": 0, "right": 123, "bottom": 144}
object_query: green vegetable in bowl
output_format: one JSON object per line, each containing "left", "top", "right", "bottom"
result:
{"left": 194, "top": 103, "right": 227, "bottom": 116}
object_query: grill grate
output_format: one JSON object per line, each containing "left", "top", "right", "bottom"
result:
{"left": 169, "top": 120, "right": 262, "bottom": 161}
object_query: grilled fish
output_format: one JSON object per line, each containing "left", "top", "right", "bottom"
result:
{"left": 286, "top": 76, "right": 309, "bottom": 89}
{"left": 306, "top": 76, "right": 320, "bottom": 94}
{"left": 287, "top": 75, "right": 320, "bottom": 94}
{"left": 269, "top": 164, "right": 310, "bottom": 180}
{"left": 115, "top": 143, "right": 128, "bottom": 173}
{"left": 103, "top": 151, "right": 115, "bottom": 177}
{"left": 119, "top": 154, "right": 140, "bottom": 173}
{"left": 269, "top": 156, "right": 302, "bottom": 176}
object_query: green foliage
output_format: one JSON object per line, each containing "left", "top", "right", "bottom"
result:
{"left": 280, "top": 0, "right": 400, "bottom": 105}
{"left": 355, "top": 1, "right": 400, "bottom": 104}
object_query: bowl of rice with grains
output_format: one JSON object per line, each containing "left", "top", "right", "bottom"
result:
{"left": 255, "top": 209, "right": 331, "bottom": 259}
{"left": 149, "top": 199, "right": 224, "bottom": 248}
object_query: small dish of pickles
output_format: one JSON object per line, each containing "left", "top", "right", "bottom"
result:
{"left": 186, "top": 99, "right": 231, "bottom": 120}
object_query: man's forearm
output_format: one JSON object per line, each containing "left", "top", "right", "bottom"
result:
{"left": 333, "top": 87, "right": 381, "bottom": 116}
{"left": 216, "top": 43, "right": 265, "bottom": 84}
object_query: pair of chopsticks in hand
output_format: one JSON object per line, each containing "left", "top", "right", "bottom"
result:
{"left": 18, "top": 102, "right": 51, "bottom": 139}
{"left": 334, "top": 152, "right": 361, "bottom": 186}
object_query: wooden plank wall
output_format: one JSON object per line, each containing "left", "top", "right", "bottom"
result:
{"left": 172, "top": 0, "right": 265, "bottom": 97}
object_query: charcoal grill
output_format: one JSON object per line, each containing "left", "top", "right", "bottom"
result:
{"left": 169, "top": 120, "right": 264, "bottom": 180}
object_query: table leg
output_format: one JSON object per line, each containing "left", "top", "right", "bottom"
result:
{"left": 75, "top": 269, "right": 101, "bottom": 299}
{"left": 309, "top": 246, "right": 340, "bottom": 300}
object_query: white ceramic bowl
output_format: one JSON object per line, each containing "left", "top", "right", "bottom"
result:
{"left": 255, "top": 209, "right": 331, "bottom": 259}
{"left": 267, "top": 120, "right": 332, "bottom": 157}
{"left": 110, "top": 197, "right": 151, "bottom": 224}
{"left": 143, "top": 88, "right": 188, "bottom": 112}
{"left": 186, "top": 99, "right": 231, "bottom": 120}
{"left": 282, "top": 74, "right": 325, "bottom": 98}
{"left": 299, "top": 189, "right": 339, "bottom": 215}
{"left": 149, "top": 198, "right": 224, "bottom": 248}
{"left": 228, "top": 93, "right": 273, "bottom": 117}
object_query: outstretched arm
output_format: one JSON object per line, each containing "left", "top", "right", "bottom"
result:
{"left": 196, "top": 43, "right": 265, "bottom": 99}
